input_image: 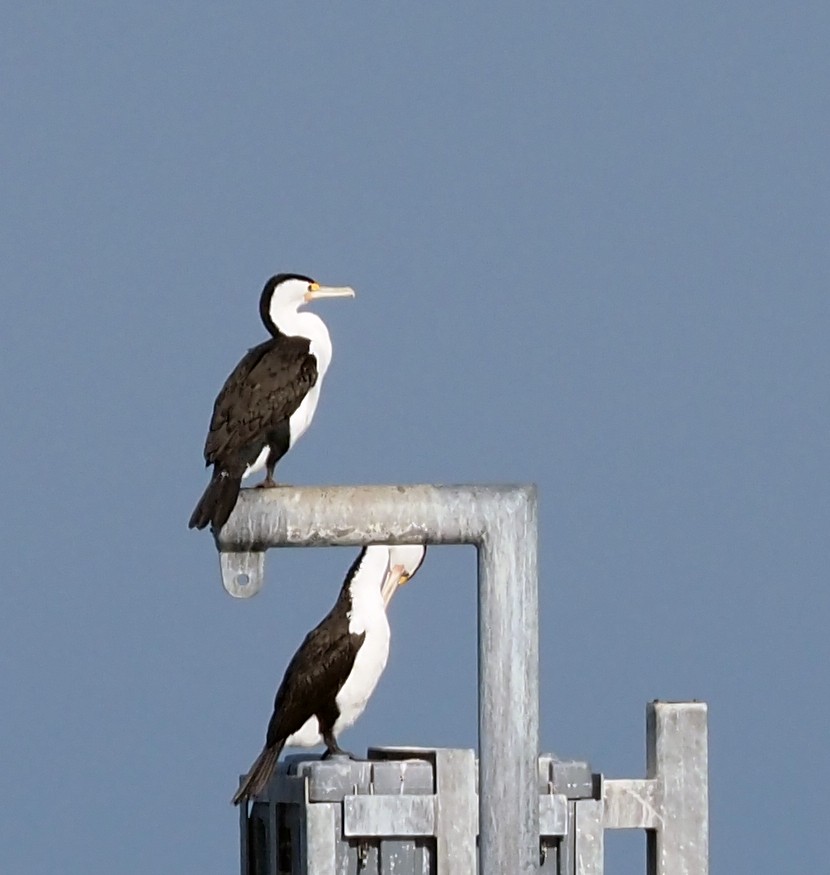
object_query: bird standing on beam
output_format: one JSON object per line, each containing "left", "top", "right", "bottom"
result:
{"left": 232, "top": 544, "right": 427, "bottom": 805}
{"left": 189, "top": 273, "right": 354, "bottom": 531}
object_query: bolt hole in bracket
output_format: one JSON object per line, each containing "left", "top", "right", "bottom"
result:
{"left": 219, "top": 550, "right": 265, "bottom": 597}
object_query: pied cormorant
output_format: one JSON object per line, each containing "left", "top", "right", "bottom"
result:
{"left": 189, "top": 273, "right": 354, "bottom": 531}
{"left": 232, "top": 544, "right": 427, "bottom": 805}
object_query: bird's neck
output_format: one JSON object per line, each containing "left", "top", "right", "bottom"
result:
{"left": 273, "top": 309, "right": 333, "bottom": 376}
{"left": 346, "top": 550, "right": 389, "bottom": 634}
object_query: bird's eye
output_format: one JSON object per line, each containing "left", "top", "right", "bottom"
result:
{"left": 308, "top": 282, "right": 320, "bottom": 292}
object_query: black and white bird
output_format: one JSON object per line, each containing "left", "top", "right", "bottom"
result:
{"left": 189, "top": 273, "right": 354, "bottom": 531}
{"left": 232, "top": 544, "right": 427, "bottom": 805}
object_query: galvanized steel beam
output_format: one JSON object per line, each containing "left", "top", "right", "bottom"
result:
{"left": 217, "top": 483, "right": 540, "bottom": 875}
{"left": 603, "top": 701, "right": 709, "bottom": 875}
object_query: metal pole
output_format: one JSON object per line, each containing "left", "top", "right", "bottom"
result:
{"left": 478, "top": 492, "right": 539, "bottom": 875}
{"left": 647, "top": 701, "right": 709, "bottom": 875}
{"left": 216, "top": 483, "right": 540, "bottom": 875}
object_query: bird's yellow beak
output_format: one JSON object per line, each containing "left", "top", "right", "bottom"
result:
{"left": 381, "top": 564, "right": 410, "bottom": 607}
{"left": 304, "top": 283, "right": 356, "bottom": 303}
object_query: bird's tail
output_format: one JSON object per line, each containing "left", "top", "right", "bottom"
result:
{"left": 188, "top": 469, "right": 242, "bottom": 530}
{"left": 232, "top": 742, "right": 284, "bottom": 805}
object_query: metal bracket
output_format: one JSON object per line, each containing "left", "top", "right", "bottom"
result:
{"left": 219, "top": 549, "right": 266, "bottom": 598}
{"left": 215, "top": 482, "right": 539, "bottom": 875}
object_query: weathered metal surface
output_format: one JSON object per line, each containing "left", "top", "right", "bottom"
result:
{"left": 432, "top": 749, "right": 477, "bottom": 875}
{"left": 477, "top": 494, "right": 539, "bottom": 875}
{"left": 241, "top": 722, "right": 707, "bottom": 874}
{"left": 539, "top": 754, "right": 595, "bottom": 799}
{"left": 647, "top": 701, "right": 709, "bottom": 875}
{"left": 602, "top": 701, "right": 709, "bottom": 875}
{"left": 295, "top": 758, "right": 372, "bottom": 802}
{"left": 369, "top": 759, "right": 434, "bottom": 797}
{"left": 213, "top": 483, "right": 534, "bottom": 593}
{"left": 575, "top": 799, "right": 604, "bottom": 875}
{"left": 602, "top": 778, "right": 662, "bottom": 829}
{"left": 361, "top": 747, "right": 478, "bottom": 874}
{"left": 538, "top": 794, "right": 568, "bottom": 835}
{"left": 221, "top": 483, "right": 540, "bottom": 875}
{"left": 243, "top": 749, "right": 592, "bottom": 873}
{"left": 343, "top": 796, "right": 436, "bottom": 837}
{"left": 220, "top": 548, "right": 264, "bottom": 599}
{"left": 559, "top": 801, "right": 576, "bottom": 875}
{"left": 341, "top": 790, "right": 570, "bottom": 841}
{"left": 305, "top": 802, "right": 337, "bottom": 874}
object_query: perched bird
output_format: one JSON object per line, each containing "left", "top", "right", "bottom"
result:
{"left": 232, "top": 544, "right": 427, "bottom": 805}
{"left": 189, "top": 273, "right": 354, "bottom": 531}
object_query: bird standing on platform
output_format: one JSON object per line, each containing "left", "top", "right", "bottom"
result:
{"left": 232, "top": 544, "right": 427, "bottom": 805}
{"left": 189, "top": 273, "right": 354, "bottom": 531}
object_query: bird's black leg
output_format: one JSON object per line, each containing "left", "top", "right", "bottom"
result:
{"left": 256, "top": 435, "right": 292, "bottom": 488}
{"left": 321, "top": 728, "right": 356, "bottom": 760}
{"left": 256, "top": 450, "right": 278, "bottom": 488}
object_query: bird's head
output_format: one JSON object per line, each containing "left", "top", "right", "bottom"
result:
{"left": 259, "top": 273, "right": 355, "bottom": 335}
{"left": 381, "top": 545, "right": 427, "bottom": 606}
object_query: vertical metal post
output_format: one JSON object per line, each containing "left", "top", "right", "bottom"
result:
{"left": 478, "top": 496, "right": 539, "bottom": 875}
{"left": 601, "top": 701, "right": 709, "bottom": 874}
{"left": 646, "top": 701, "right": 709, "bottom": 875}
{"left": 574, "top": 800, "right": 604, "bottom": 875}
{"left": 433, "top": 749, "right": 477, "bottom": 875}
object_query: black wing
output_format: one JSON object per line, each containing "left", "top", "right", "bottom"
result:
{"left": 203, "top": 335, "right": 317, "bottom": 467}
{"left": 265, "top": 616, "right": 365, "bottom": 747}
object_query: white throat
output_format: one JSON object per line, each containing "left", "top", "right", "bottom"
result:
{"left": 347, "top": 548, "right": 391, "bottom": 634}
{"left": 271, "top": 307, "right": 333, "bottom": 378}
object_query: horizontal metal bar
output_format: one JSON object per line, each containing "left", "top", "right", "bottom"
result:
{"left": 215, "top": 483, "right": 533, "bottom": 551}
{"left": 602, "top": 778, "right": 662, "bottom": 830}
{"left": 216, "top": 484, "right": 532, "bottom": 597}
{"left": 343, "top": 795, "right": 436, "bottom": 837}
{"left": 342, "top": 794, "right": 568, "bottom": 838}
{"left": 245, "top": 774, "right": 306, "bottom": 805}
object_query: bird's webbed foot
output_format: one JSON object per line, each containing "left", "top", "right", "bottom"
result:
{"left": 322, "top": 745, "right": 357, "bottom": 761}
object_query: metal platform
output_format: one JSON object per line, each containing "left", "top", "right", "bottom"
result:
{"left": 239, "top": 701, "right": 708, "bottom": 874}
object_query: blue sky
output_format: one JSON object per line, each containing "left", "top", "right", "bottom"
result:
{"left": 1, "top": 4, "right": 828, "bottom": 873}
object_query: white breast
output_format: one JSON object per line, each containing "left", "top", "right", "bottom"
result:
{"left": 282, "top": 620, "right": 391, "bottom": 750}
{"left": 333, "top": 618, "right": 391, "bottom": 734}
{"left": 287, "top": 381, "right": 322, "bottom": 445}
{"left": 288, "top": 312, "right": 332, "bottom": 446}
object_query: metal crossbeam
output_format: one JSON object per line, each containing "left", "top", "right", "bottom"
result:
{"left": 216, "top": 483, "right": 540, "bottom": 875}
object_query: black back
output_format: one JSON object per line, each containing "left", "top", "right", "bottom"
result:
{"left": 202, "top": 335, "right": 318, "bottom": 473}
{"left": 264, "top": 550, "right": 369, "bottom": 747}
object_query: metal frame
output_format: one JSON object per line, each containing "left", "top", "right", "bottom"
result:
{"left": 216, "top": 484, "right": 539, "bottom": 875}
{"left": 239, "top": 702, "right": 709, "bottom": 874}
{"left": 601, "top": 701, "right": 709, "bottom": 875}
{"left": 241, "top": 748, "right": 592, "bottom": 874}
